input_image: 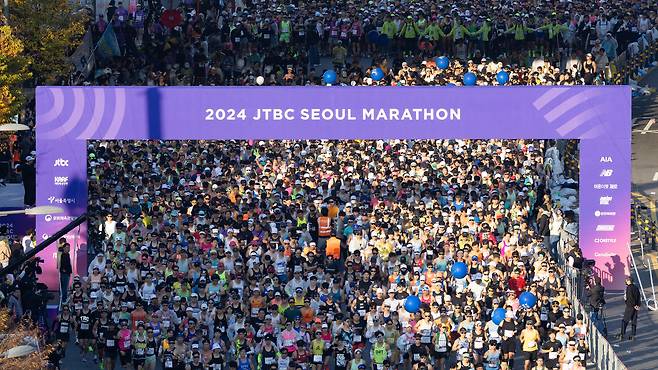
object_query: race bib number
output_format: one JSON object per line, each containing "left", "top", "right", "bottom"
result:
{"left": 107, "top": 339, "right": 115, "bottom": 347}
{"left": 124, "top": 339, "right": 131, "bottom": 347}
{"left": 265, "top": 358, "right": 275, "bottom": 365}
{"left": 413, "top": 353, "right": 420, "bottom": 361}
{"left": 341, "top": 32, "right": 347, "bottom": 38}
{"left": 540, "top": 313, "right": 548, "bottom": 321}
{"left": 283, "top": 339, "right": 293, "bottom": 347}
{"left": 352, "top": 30, "right": 358, "bottom": 35}
{"left": 136, "top": 15, "right": 143, "bottom": 22}
{"left": 163, "top": 320, "right": 170, "bottom": 328}
{"left": 60, "top": 325, "right": 69, "bottom": 333}
{"left": 421, "top": 336, "right": 431, "bottom": 344}
{"left": 165, "top": 360, "right": 173, "bottom": 368}
{"left": 299, "top": 31, "right": 305, "bottom": 36}
{"left": 235, "top": 37, "right": 241, "bottom": 43}
{"left": 474, "top": 339, "right": 484, "bottom": 349}
{"left": 75, "top": 303, "right": 82, "bottom": 310}
{"left": 81, "top": 323, "right": 90, "bottom": 330}
{"left": 147, "top": 347, "right": 155, "bottom": 356}
{"left": 504, "top": 330, "right": 514, "bottom": 338}
{"left": 251, "top": 307, "right": 259, "bottom": 316}
{"left": 376, "top": 364, "right": 384, "bottom": 370}
{"left": 331, "top": 31, "right": 338, "bottom": 36}
{"left": 549, "top": 351, "right": 558, "bottom": 360}
{"left": 353, "top": 335, "right": 361, "bottom": 342}
{"left": 264, "top": 34, "right": 270, "bottom": 39}
{"left": 136, "top": 348, "right": 145, "bottom": 355}
{"left": 313, "top": 355, "right": 322, "bottom": 363}
{"left": 357, "top": 309, "right": 366, "bottom": 316}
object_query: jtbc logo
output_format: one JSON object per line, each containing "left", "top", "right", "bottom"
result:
{"left": 54, "top": 158, "right": 69, "bottom": 167}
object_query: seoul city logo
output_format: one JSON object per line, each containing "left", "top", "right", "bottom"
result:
{"left": 54, "top": 158, "right": 69, "bottom": 167}
{"left": 45, "top": 215, "right": 52, "bottom": 222}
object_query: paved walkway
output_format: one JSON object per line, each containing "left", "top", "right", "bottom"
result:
{"left": 0, "top": 183, "right": 25, "bottom": 210}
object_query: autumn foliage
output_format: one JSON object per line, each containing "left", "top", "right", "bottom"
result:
{"left": 0, "top": 15, "right": 31, "bottom": 124}
{"left": 8, "top": 0, "right": 86, "bottom": 84}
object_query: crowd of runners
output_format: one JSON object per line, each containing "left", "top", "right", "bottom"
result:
{"left": 82, "top": 0, "right": 658, "bottom": 87}
{"left": 34, "top": 139, "right": 586, "bottom": 370}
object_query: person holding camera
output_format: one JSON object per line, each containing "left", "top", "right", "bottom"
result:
{"left": 586, "top": 276, "right": 605, "bottom": 320}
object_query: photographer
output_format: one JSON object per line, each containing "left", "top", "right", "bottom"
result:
{"left": 586, "top": 276, "right": 605, "bottom": 320}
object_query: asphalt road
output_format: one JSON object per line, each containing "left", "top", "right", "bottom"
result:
{"left": 632, "top": 70, "right": 658, "bottom": 220}
{"left": 605, "top": 67, "right": 658, "bottom": 370}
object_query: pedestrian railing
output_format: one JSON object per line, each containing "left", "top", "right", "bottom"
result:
{"left": 562, "top": 265, "right": 628, "bottom": 370}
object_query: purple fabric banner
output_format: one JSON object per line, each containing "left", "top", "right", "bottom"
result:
{"left": 35, "top": 86, "right": 631, "bottom": 289}
{"left": 0, "top": 212, "right": 35, "bottom": 241}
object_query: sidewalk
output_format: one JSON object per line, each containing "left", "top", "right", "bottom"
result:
{"left": 0, "top": 183, "right": 26, "bottom": 210}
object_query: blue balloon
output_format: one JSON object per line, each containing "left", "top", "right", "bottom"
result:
{"left": 519, "top": 292, "right": 538, "bottom": 309}
{"left": 322, "top": 70, "right": 337, "bottom": 85}
{"left": 492, "top": 308, "right": 507, "bottom": 325}
{"left": 367, "top": 30, "right": 380, "bottom": 44}
{"left": 371, "top": 67, "right": 385, "bottom": 81}
{"left": 496, "top": 70, "right": 509, "bottom": 85}
{"left": 436, "top": 56, "right": 450, "bottom": 69}
{"left": 376, "top": 34, "right": 389, "bottom": 47}
{"left": 404, "top": 295, "right": 421, "bottom": 313}
{"left": 451, "top": 262, "right": 468, "bottom": 279}
{"left": 463, "top": 72, "right": 477, "bottom": 86}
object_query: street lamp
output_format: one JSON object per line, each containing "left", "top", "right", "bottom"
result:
{"left": 0, "top": 124, "right": 30, "bottom": 132}
{"left": 0, "top": 206, "right": 64, "bottom": 217}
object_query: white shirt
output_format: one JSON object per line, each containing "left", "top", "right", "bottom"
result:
{"left": 100, "top": 220, "right": 117, "bottom": 240}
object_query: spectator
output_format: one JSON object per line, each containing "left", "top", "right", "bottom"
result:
{"left": 57, "top": 242, "right": 73, "bottom": 306}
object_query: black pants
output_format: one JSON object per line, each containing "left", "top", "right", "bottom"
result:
{"left": 23, "top": 178, "right": 36, "bottom": 206}
{"left": 621, "top": 306, "right": 638, "bottom": 337}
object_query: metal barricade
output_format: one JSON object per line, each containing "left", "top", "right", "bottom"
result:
{"left": 562, "top": 265, "right": 628, "bottom": 370}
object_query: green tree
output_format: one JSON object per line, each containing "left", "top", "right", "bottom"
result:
{"left": 8, "top": 0, "right": 86, "bottom": 84}
{"left": 0, "top": 14, "right": 31, "bottom": 124}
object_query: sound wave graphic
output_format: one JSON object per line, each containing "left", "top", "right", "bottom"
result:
{"left": 533, "top": 88, "right": 607, "bottom": 139}
{"left": 39, "top": 88, "right": 127, "bottom": 140}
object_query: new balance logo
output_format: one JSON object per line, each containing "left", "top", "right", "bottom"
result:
{"left": 54, "top": 158, "right": 69, "bottom": 167}
{"left": 54, "top": 176, "right": 69, "bottom": 186}
{"left": 600, "top": 169, "right": 613, "bottom": 177}
{"left": 599, "top": 196, "right": 612, "bottom": 205}
{"left": 596, "top": 225, "right": 615, "bottom": 232}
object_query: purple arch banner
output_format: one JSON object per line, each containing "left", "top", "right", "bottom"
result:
{"left": 35, "top": 86, "right": 631, "bottom": 290}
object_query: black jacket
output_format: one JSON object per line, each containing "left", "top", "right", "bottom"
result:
{"left": 625, "top": 283, "right": 641, "bottom": 307}
{"left": 587, "top": 283, "right": 605, "bottom": 308}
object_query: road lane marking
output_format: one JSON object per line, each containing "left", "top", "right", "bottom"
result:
{"left": 654, "top": 172, "right": 658, "bottom": 182}
{"left": 641, "top": 119, "right": 655, "bottom": 135}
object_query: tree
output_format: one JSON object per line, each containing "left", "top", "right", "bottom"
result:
{"left": 0, "top": 14, "right": 31, "bottom": 124}
{"left": 8, "top": 0, "right": 86, "bottom": 84}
